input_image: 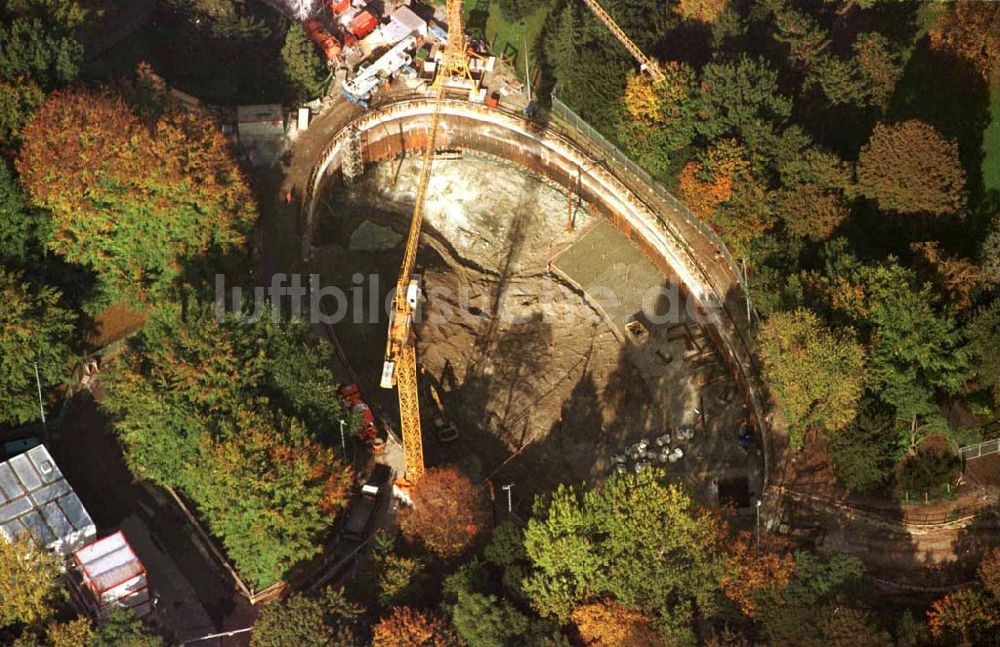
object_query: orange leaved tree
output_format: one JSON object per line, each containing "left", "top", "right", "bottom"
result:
{"left": 399, "top": 466, "right": 489, "bottom": 558}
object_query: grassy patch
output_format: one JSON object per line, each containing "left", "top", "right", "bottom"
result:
{"left": 465, "top": 0, "right": 549, "bottom": 82}
{"left": 983, "top": 80, "right": 1000, "bottom": 193}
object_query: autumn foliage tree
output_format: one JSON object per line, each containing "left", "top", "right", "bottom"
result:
{"left": 571, "top": 599, "right": 663, "bottom": 647}
{"left": 720, "top": 532, "right": 795, "bottom": 617}
{"left": 759, "top": 309, "right": 866, "bottom": 449}
{"left": 371, "top": 607, "right": 459, "bottom": 647}
{"left": 400, "top": 467, "right": 488, "bottom": 558}
{"left": 928, "top": 547, "right": 1000, "bottom": 645}
{"left": 929, "top": 1, "right": 1000, "bottom": 81}
{"left": 856, "top": 120, "right": 966, "bottom": 216}
{"left": 16, "top": 85, "right": 255, "bottom": 306}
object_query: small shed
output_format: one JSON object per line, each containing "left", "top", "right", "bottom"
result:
{"left": 0, "top": 445, "right": 96, "bottom": 555}
{"left": 72, "top": 531, "right": 152, "bottom": 619}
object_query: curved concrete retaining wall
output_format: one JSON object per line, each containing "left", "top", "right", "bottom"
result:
{"left": 301, "top": 96, "right": 774, "bottom": 490}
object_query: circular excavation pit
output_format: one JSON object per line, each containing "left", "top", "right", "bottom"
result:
{"left": 310, "top": 152, "right": 763, "bottom": 507}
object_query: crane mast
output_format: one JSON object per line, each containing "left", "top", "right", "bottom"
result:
{"left": 381, "top": 0, "right": 655, "bottom": 483}
{"left": 580, "top": 0, "right": 664, "bottom": 83}
{"left": 382, "top": 0, "right": 470, "bottom": 483}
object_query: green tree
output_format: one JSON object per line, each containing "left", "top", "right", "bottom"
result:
{"left": 250, "top": 588, "right": 360, "bottom": 647}
{"left": 856, "top": 120, "right": 966, "bottom": 216}
{"left": 756, "top": 551, "right": 882, "bottom": 646}
{"left": 696, "top": 56, "right": 792, "bottom": 140}
{"left": 102, "top": 297, "right": 354, "bottom": 587}
{"left": 853, "top": 262, "right": 969, "bottom": 421}
{"left": 450, "top": 590, "right": 530, "bottom": 647}
{"left": 829, "top": 400, "right": 898, "bottom": 491}
{"left": 0, "top": 533, "right": 64, "bottom": 628}
{"left": 0, "top": 0, "right": 88, "bottom": 88}
{"left": 88, "top": 609, "right": 164, "bottom": 647}
{"left": 521, "top": 470, "right": 725, "bottom": 642}
{"left": 0, "top": 160, "right": 50, "bottom": 269}
{"left": 281, "top": 24, "right": 327, "bottom": 103}
{"left": 965, "top": 300, "right": 1000, "bottom": 407}
{"left": 0, "top": 269, "right": 73, "bottom": 426}
{"left": 758, "top": 309, "right": 866, "bottom": 449}
{"left": 0, "top": 77, "right": 44, "bottom": 149}
{"left": 17, "top": 86, "right": 256, "bottom": 306}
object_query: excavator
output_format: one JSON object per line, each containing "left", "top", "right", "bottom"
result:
{"left": 381, "top": 0, "right": 662, "bottom": 483}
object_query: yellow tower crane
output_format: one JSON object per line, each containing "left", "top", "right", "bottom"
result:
{"left": 381, "top": 0, "right": 471, "bottom": 483}
{"left": 580, "top": 0, "right": 664, "bottom": 82}
{"left": 381, "top": 0, "right": 659, "bottom": 484}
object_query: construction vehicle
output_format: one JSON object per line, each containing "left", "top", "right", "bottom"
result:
{"left": 340, "top": 464, "right": 391, "bottom": 542}
{"left": 340, "top": 384, "right": 377, "bottom": 442}
{"left": 303, "top": 18, "right": 343, "bottom": 63}
{"left": 427, "top": 381, "right": 459, "bottom": 443}
{"left": 380, "top": 0, "right": 657, "bottom": 483}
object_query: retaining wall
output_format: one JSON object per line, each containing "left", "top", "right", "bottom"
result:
{"left": 301, "top": 96, "right": 775, "bottom": 490}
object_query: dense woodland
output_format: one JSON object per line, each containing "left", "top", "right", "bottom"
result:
{"left": 1, "top": 0, "right": 1000, "bottom": 644}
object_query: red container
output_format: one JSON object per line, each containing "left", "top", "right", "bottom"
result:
{"left": 349, "top": 10, "right": 378, "bottom": 39}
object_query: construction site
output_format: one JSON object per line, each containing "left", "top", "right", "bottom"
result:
{"left": 255, "top": 0, "right": 770, "bottom": 512}
{"left": 310, "top": 154, "right": 762, "bottom": 505}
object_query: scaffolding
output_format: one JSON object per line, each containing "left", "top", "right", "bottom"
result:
{"left": 341, "top": 127, "right": 364, "bottom": 182}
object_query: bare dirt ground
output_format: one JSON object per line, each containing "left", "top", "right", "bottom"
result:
{"left": 309, "top": 155, "right": 756, "bottom": 508}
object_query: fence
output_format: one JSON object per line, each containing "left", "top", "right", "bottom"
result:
{"left": 960, "top": 437, "right": 1000, "bottom": 461}
{"left": 549, "top": 93, "right": 756, "bottom": 322}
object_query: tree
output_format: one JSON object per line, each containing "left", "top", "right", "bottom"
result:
{"left": 719, "top": 532, "right": 795, "bottom": 617}
{"left": 571, "top": 599, "right": 663, "bottom": 646}
{"left": 0, "top": 160, "right": 56, "bottom": 277}
{"left": 696, "top": 56, "right": 792, "bottom": 140}
{"left": 372, "top": 607, "right": 459, "bottom": 647}
{"left": 856, "top": 121, "right": 966, "bottom": 216}
{"left": 0, "top": 77, "right": 44, "bottom": 149}
{"left": 0, "top": 269, "right": 73, "bottom": 426}
{"left": 675, "top": 0, "right": 728, "bottom": 24}
{"left": 521, "top": 470, "right": 725, "bottom": 642}
{"left": 910, "top": 241, "right": 984, "bottom": 310}
{"left": 618, "top": 63, "right": 698, "bottom": 177}
{"left": 46, "top": 618, "right": 93, "bottom": 647}
{"left": 399, "top": 466, "right": 489, "bottom": 559}
{"left": 450, "top": 590, "right": 530, "bottom": 647}
{"left": 281, "top": 24, "right": 327, "bottom": 103}
{"left": 928, "top": 548, "right": 1000, "bottom": 645}
{"left": 0, "top": 533, "right": 64, "bottom": 627}
{"left": 929, "top": 1, "right": 1000, "bottom": 81}
{"left": 755, "top": 551, "right": 883, "bottom": 647}
{"left": 773, "top": 183, "right": 849, "bottom": 241}
{"left": 251, "top": 588, "right": 360, "bottom": 647}
{"left": 102, "top": 297, "right": 353, "bottom": 587}
{"left": 0, "top": 0, "right": 88, "bottom": 88}
{"left": 88, "top": 609, "right": 164, "bottom": 647}
{"left": 678, "top": 139, "right": 775, "bottom": 256}
{"left": 852, "top": 33, "right": 903, "bottom": 109}
{"left": 852, "top": 262, "right": 969, "bottom": 421}
{"left": 188, "top": 405, "right": 353, "bottom": 587}
{"left": 17, "top": 86, "right": 256, "bottom": 306}
{"left": 770, "top": 2, "right": 831, "bottom": 70}
{"left": 966, "top": 300, "right": 1000, "bottom": 407}
{"left": 829, "top": 400, "right": 898, "bottom": 492}
{"left": 758, "top": 309, "right": 866, "bottom": 449}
